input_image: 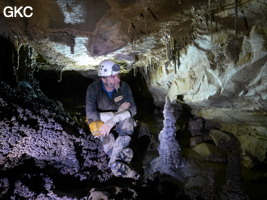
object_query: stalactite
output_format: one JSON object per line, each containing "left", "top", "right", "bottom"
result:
{"left": 13, "top": 34, "right": 19, "bottom": 69}
{"left": 128, "top": 22, "right": 131, "bottom": 33}
{"left": 176, "top": 43, "right": 181, "bottom": 69}
{"left": 206, "top": 0, "right": 213, "bottom": 39}
{"left": 57, "top": 66, "right": 64, "bottom": 82}
{"left": 149, "top": 58, "right": 151, "bottom": 72}
{"left": 165, "top": 61, "right": 170, "bottom": 75}
{"left": 9, "top": 34, "right": 20, "bottom": 85}
{"left": 165, "top": 41, "right": 170, "bottom": 61}
{"left": 235, "top": 0, "right": 238, "bottom": 35}
{"left": 150, "top": 58, "right": 154, "bottom": 71}
{"left": 58, "top": 70, "right": 63, "bottom": 82}
{"left": 205, "top": 13, "right": 209, "bottom": 33}
{"left": 180, "top": 38, "right": 183, "bottom": 51}
{"left": 165, "top": 36, "right": 181, "bottom": 74}
{"left": 173, "top": 52, "right": 177, "bottom": 74}
{"left": 240, "top": 7, "right": 249, "bottom": 30}
{"left": 133, "top": 66, "right": 136, "bottom": 77}
{"left": 144, "top": 62, "right": 148, "bottom": 76}
{"left": 170, "top": 36, "right": 174, "bottom": 56}
{"left": 26, "top": 45, "right": 33, "bottom": 82}
{"left": 210, "top": 11, "right": 213, "bottom": 41}
{"left": 173, "top": 39, "right": 177, "bottom": 74}
{"left": 170, "top": 37, "right": 175, "bottom": 74}
{"left": 145, "top": 10, "right": 147, "bottom": 30}
{"left": 16, "top": 44, "right": 22, "bottom": 71}
{"left": 27, "top": 44, "right": 37, "bottom": 69}
{"left": 14, "top": 44, "right": 38, "bottom": 84}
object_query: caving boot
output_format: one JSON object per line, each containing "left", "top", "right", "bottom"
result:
{"left": 108, "top": 135, "right": 139, "bottom": 179}
{"left": 100, "top": 133, "right": 116, "bottom": 157}
{"left": 116, "top": 147, "right": 133, "bottom": 163}
{"left": 108, "top": 135, "right": 131, "bottom": 166}
{"left": 111, "top": 161, "right": 140, "bottom": 180}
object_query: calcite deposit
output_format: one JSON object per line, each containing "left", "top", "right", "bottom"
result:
{"left": 150, "top": 97, "right": 185, "bottom": 177}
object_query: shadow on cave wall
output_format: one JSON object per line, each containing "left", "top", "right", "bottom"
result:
{"left": 0, "top": 35, "right": 18, "bottom": 87}
{"left": 35, "top": 70, "right": 92, "bottom": 113}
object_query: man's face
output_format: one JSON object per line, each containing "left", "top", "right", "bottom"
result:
{"left": 102, "top": 74, "right": 121, "bottom": 90}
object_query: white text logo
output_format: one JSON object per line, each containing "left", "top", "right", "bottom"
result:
{"left": 3, "top": 6, "right": 33, "bottom": 18}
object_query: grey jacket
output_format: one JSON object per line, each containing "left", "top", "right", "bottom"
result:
{"left": 86, "top": 80, "right": 136, "bottom": 124}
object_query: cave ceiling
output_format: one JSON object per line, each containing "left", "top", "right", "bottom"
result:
{"left": 1, "top": 0, "right": 263, "bottom": 71}
{"left": 1, "top": 0, "right": 193, "bottom": 70}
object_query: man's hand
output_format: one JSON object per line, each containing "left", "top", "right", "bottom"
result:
{"left": 89, "top": 121, "right": 104, "bottom": 137}
{"left": 118, "top": 102, "right": 130, "bottom": 112}
{"left": 99, "top": 123, "right": 113, "bottom": 137}
{"left": 100, "top": 110, "right": 131, "bottom": 136}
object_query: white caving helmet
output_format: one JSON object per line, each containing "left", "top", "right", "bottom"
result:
{"left": 98, "top": 59, "right": 120, "bottom": 77}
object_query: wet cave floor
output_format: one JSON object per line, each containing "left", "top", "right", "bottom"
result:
{"left": 4, "top": 69, "right": 266, "bottom": 199}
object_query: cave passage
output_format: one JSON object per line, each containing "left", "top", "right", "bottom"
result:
{"left": 0, "top": 35, "right": 267, "bottom": 200}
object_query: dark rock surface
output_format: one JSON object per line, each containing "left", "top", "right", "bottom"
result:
{"left": 0, "top": 80, "right": 112, "bottom": 199}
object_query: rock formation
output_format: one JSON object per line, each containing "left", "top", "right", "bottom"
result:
{"left": 150, "top": 97, "right": 185, "bottom": 177}
{"left": 0, "top": 79, "right": 112, "bottom": 199}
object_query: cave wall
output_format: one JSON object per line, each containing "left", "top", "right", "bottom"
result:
{"left": 132, "top": 4, "right": 267, "bottom": 167}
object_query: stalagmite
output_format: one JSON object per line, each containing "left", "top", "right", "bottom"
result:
{"left": 150, "top": 97, "right": 203, "bottom": 180}
{"left": 150, "top": 97, "right": 185, "bottom": 177}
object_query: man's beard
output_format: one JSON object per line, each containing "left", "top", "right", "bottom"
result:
{"left": 114, "top": 84, "right": 120, "bottom": 92}
{"left": 104, "top": 82, "right": 120, "bottom": 91}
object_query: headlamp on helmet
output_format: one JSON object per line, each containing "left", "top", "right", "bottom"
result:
{"left": 98, "top": 60, "right": 120, "bottom": 77}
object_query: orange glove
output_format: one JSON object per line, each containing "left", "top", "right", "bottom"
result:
{"left": 89, "top": 121, "right": 104, "bottom": 137}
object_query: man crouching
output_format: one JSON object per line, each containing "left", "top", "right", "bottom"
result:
{"left": 86, "top": 59, "right": 139, "bottom": 180}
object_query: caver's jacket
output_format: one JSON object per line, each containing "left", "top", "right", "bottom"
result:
{"left": 86, "top": 79, "right": 137, "bottom": 124}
